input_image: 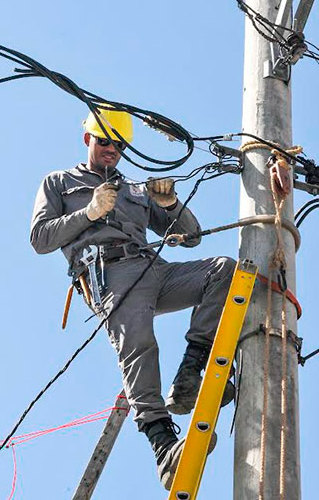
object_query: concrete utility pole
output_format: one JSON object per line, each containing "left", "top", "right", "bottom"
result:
{"left": 233, "top": 1, "right": 313, "bottom": 498}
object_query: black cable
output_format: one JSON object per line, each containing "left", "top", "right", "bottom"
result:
{"left": 304, "top": 52, "right": 319, "bottom": 63}
{"left": 194, "top": 132, "right": 311, "bottom": 168}
{"left": 117, "top": 163, "right": 221, "bottom": 189}
{"left": 294, "top": 198, "right": 319, "bottom": 221}
{"left": 193, "top": 135, "right": 226, "bottom": 142}
{"left": 0, "top": 73, "right": 40, "bottom": 84}
{"left": 306, "top": 40, "right": 319, "bottom": 53}
{"left": 236, "top": 0, "right": 290, "bottom": 46}
{"left": 0, "top": 235, "right": 163, "bottom": 451}
{"left": 236, "top": 0, "right": 319, "bottom": 70}
{"left": 84, "top": 164, "right": 221, "bottom": 323}
{"left": 300, "top": 347, "right": 319, "bottom": 366}
{"left": 295, "top": 204, "right": 319, "bottom": 228}
{"left": 0, "top": 44, "right": 194, "bottom": 172}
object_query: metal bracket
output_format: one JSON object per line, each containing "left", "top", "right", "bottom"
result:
{"left": 263, "top": 0, "right": 308, "bottom": 81}
{"left": 210, "top": 142, "right": 243, "bottom": 174}
{"left": 264, "top": 0, "right": 293, "bottom": 81}
{"left": 238, "top": 324, "right": 303, "bottom": 354}
{"left": 217, "top": 163, "right": 243, "bottom": 174}
{"left": 294, "top": 179, "right": 319, "bottom": 196}
{"left": 264, "top": 33, "right": 307, "bottom": 81}
{"left": 294, "top": 161, "right": 319, "bottom": 195}
{"left": 211, "top": 143, "right": 243, "bottom": 160}
{"left": 294, "top": 0, "right": 315, "bottom": 32}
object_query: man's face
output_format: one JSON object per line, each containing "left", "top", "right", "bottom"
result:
{"left": 84, "top": 133, "right": 123, "bottom": 174}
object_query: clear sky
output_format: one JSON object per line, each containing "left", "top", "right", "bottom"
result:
{"left": 0, "top": 1, "right": 319, "bottom": 499}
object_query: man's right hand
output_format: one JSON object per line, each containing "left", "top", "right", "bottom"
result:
{"left": 86, "top": 183, "right": 118, "bottom": 221}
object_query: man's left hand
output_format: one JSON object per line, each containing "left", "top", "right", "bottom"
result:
{"left": 146, "top": 178, "right": 177, "bottom": 208}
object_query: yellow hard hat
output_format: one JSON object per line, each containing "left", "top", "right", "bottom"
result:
{"left": 83, "top": 106, "right": 133, "bottom": 143}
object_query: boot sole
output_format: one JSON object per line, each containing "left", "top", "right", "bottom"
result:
{"left": 160, "top": 432, "right": 217, "bottom": 491}
{"left": 160, "top": 438, "right": 185, "bottom": 490}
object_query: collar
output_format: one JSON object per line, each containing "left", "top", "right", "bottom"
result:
{"left": 76, "top": 163, "right": 125, "bottom": 183}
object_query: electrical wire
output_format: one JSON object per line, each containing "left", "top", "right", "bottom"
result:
{"left": 294, "top": 198, "right": 319, "bottom": 221}
{"left": 299, "top": 347, "right": 319, "bottom": 366}
{"left": 120, "top": 162, "right": 221, "bottom": 187}
{"left": 295, "top": 204, "right": 319, "bottom": 227}
{"left": 236, "top": 0, "right": 291, "bottom": 46}
{"left": 2, "top": 46, "right": 316, "bottom": 171}
{"left": 294, "top": 198, "right": 319, "bottom": 364}
{"left": 0, "top": 44, "right": 194, "bottom": 173}
{"left": 236, "top": 0, "right": 319, "bottom": 67}
{"left": 194, "top": 132, "right": 312, "bottom": 169}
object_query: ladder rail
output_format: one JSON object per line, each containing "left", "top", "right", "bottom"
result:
{"left": 168, "top": 259, "right": 258, "bottom": 500}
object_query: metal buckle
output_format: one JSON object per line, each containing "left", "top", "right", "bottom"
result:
{"left": 120, "top": 242, "right": 140, "bottom": 260}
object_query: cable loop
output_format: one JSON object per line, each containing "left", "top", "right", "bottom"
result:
{"left": 240, "top": 140, "right": 303, "bottom": 157}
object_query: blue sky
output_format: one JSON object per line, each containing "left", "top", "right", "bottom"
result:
{"left": 0, "top": 1, "right": 319, "bottom": 499}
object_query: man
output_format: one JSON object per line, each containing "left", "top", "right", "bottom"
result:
{"left": 31, "top": 107, "right": 236, "bottom": 490}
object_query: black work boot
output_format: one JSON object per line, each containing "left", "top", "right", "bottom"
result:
{"left": 143, "top": 417, "right": 217, "bottom": 491}
{"left": 165, "top": 341, "right": 235, "bottom": 415}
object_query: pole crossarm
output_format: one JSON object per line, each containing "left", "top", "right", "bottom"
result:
{"left": 294, "top": 0, "right": 315, "bottom": 31}
{"left": 274, "top": 0, "right": 294, "bottom": 36}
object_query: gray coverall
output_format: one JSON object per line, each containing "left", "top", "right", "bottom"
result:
{"left": 31, "top": 163, "right": 236, "bottom": 429}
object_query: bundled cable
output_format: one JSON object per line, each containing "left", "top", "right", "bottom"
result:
{"left": 236, "top": 0, "right": 319, "bottom": 65}
{"left": 295, "top": 198, "right": 319, "bottom": 227}
{"left": 194, "top": 132, "right": 312, "bottom": 170}
{"left": 0, "top": 44, "right": 194, "bottom": 172}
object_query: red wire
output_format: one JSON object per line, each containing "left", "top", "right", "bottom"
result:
{"left": 2, "top": 403, "right": 129, "bottom": 498}
{"left": 7, "top": 445, "right": 17, "bottom": 500}
{"left": 5, "top": 406, "right": 113, "bottom": 444}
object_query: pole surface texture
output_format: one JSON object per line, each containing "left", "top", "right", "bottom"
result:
{"left": 234, "top": 1, "right": 301, "bottom": 499}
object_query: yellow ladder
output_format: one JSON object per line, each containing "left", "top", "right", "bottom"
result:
{"left": 168, "top": 259, "right": 258, "bottom": 500}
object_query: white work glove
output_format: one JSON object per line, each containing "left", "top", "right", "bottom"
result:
{"left": 146, "top": 177, "right": 177, "bottom": 208}
{"left": 86, "top": 183, "right": 118, "bottom": 221}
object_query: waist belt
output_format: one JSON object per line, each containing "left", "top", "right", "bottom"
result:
{"left": 100, "top": 242, "right": 142, "bottom": 262}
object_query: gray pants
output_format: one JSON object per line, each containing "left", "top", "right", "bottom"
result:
{"left": 97, "top": 255, "right": 236, "bottom": 429}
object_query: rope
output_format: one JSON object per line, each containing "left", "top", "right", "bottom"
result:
{"left": 242, "top": 142, "right": 300, "bottom": 498}
{"left": 259, "top": 153, "right": 290, "bottom": 500}
{"left": 280, "top": 291, "right": 288, "bottom": 500}
{"left": 2, "top": 400, "right": 129, "bottom": 498}
{"left": 240, "top": 140, "right": 303, "bottom": 156}
{"left": 8, "top": 445, "right": 17, "bottom": 500}
{"left": 269, "top": 172, "right": 289, "bottom": 500}
{"left": 259, "top": 265, "right": 273, "bottom": 500}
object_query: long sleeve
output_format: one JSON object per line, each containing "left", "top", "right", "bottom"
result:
{"left": 30, "top": 174, "right": 93, "bottom": 254}
{"left": 148, "top": 199, "right": 201, "bottom": 247}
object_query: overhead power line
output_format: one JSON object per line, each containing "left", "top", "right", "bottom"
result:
{"left": 0, "top": 44, "right": 194, "bottom": 173}
{"left": 236, "top": 0, "right": 319, "bottom": 65}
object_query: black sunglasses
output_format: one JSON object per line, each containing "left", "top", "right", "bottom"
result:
{"left": 91, "top": 135, "right": 126, "bottom": 151}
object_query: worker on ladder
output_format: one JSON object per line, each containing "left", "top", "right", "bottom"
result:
{"left": 30, "top": 107, "right": 236, "bottom": 490}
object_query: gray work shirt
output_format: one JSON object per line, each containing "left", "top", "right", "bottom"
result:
{"left": 30, "top": 163, "right": 201, "bottom": 275}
